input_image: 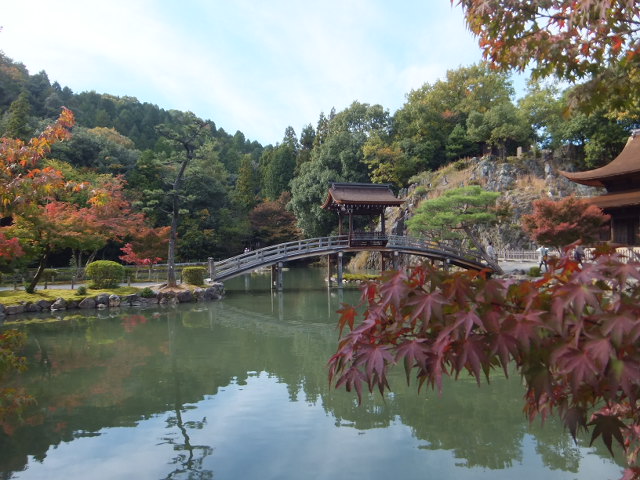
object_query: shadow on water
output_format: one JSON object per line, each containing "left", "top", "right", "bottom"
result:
{"left": 0, "top": 267, "right": 623, "bottom": 480}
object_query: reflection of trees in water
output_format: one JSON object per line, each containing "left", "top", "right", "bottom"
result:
{"left": 161, "top": 316, "right": 214, "bottom": 480}
{"left": 0, "top": 296, "right": 622, "bottom": 478}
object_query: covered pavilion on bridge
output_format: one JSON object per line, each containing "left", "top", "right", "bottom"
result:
{"left": 321, "top": 182, "right": 404, "bottom": 247}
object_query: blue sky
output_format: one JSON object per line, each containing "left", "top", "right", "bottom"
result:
{"left": 2, "top": 1, "right": 501, "bottom": 145}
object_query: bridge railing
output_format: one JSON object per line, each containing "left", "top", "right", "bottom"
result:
{"left": 388, "top": 235, "right": 486, "bottom": 264}
{"left": 213, "top": 236, "right": 350, "bottom": 280}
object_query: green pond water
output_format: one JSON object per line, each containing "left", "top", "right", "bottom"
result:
{"left": 0, "top": 267, "right": 623, "bottom": 480}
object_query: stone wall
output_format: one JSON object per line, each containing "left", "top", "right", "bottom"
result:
{"left": 0, "top": 283, "right": 224, "bottom": 319}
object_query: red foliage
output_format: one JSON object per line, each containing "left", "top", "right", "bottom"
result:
{"left": 0, "top": 232, "right": 23, "bottom": 259}
{"left": 0, "top": 108, "right": 74, "bottom": 215}
{"left": 119, "top": 226, "right": 169, "bottom": 266}
{"left": 521, "top": 196, "right": 610, "bottom": 250}
{"left": 329, "top": 251, "right": 640, "bottom": 478}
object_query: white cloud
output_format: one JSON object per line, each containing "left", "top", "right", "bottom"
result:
{"left": 1, "top": 0, "right": 485, "bottom": 144}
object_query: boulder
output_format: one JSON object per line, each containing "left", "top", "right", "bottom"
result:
{"left": 176, "top": 290, "right": 194, "bottom": 303}
{"left": 108, "top": 294, "right": 121, "bottom": 307}
{"left": 78, "top": 297, "right": 96, "bottom": 309}
{"left": 36, "top": 300, "right": 52, "bottom": 310}
{"left": 94, "top": 294, "right": 110, "bottom": 306}
{"left": 24, "top": 303, "right": 39, "bottom": 312}
{"left": 51, "top": 298, "right": 67, "bottom": 311}
{"left": 5, "top": 304, "right": 25, "bottom": 315}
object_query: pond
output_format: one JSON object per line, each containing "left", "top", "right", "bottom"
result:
{"left": 0, "top": 268, "right": 623, "bottom": 480}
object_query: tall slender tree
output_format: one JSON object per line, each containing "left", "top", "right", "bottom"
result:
{"left": 156, "top": 112, "right": 210, "bottom": 288}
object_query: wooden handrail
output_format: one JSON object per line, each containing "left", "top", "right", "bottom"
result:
{"left": 212, "top": 234, "right": 492, "bottom": 281}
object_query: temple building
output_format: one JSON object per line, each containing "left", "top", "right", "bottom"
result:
{"left": 560, "top": 130, "right": 640, "bottom": 245}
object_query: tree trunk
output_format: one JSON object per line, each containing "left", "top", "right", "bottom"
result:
{"left": 26, "top": 246, "right": 49, "bottom": 293}
{"left": 166, "top": 192, "right": 180, "bottom": 287}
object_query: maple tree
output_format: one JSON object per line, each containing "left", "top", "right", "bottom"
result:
{"left": 329, "top": 251, "right": 640, "bottom": 478}
{"left": 5, "top": 175, "right": 146, "bottom": 292}
{"left": 119, "top": 225, "right": 170, "bottom": 278}
{"left": 0, "top": 108, "right": 75, "bottom": 265}
{"left": 521, "top": 196, "right": 610, "bottom": 251}
{"left": 455, "top": 0, "right": 640, "bottom": 118}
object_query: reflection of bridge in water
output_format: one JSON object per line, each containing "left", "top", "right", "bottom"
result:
{"left": 209, "top": 234, "right": 497, "bottom": 290}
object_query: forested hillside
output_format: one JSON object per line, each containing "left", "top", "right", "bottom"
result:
{"left": 0, "top": 51, "right": 634, "bottom": 267}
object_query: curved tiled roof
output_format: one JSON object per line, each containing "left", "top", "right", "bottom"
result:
{"left": 321, "top": 182, "right": 404, "bottom": 210}
{"left": 559, "top": 134, "right": 640, "bottom": 187}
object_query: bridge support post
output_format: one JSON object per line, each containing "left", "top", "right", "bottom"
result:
{"left": 337, "top": 252, "right": 343, "bottom": 288}
{"left": 271, "top": 264, "right": 277, "bottom": 290}
{"left": 327, "top": 255, "right": 333, "bottom": 288}
{"left": 392, "top": 251, "right": 399, "bottom": 270}
{"left": 276, "top": 262, "right": 284, "bottom": 291}
{"left": 208, "top": 257, "right": 215, "bottom": 281}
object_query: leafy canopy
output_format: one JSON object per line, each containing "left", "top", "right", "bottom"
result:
{"left": 407, "top": 185, "right": 500, "bottom": 239}
{"left": 455, "top": 0, "right": 640, "bottom": 117}
{"left": 329, "top": 252, "right": 640, "bottom": 478}
{"left": 521, "top": 196, "right": 610, "bottom": 250}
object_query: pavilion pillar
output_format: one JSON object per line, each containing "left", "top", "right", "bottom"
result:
{"left": 392, "top": 251, "right": 400, "bottom": 270}
{"left": 338, "top": 213, "right": 342, "bottom": 236}
{"left": 348, "top": 214, "right": 353, "bottom": 239}
{"left": 381, "top": 211, "right": 386, "bottom": 235}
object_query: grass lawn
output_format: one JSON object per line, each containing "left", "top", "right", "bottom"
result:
{"left": 0, "top": 286, "right": 143, "bottom": 306}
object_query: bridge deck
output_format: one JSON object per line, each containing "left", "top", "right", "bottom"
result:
{"left": 212, "top": 235, "right": 496, "bottom": 282}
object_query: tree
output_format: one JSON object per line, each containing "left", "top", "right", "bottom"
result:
{"left": 329, "top": 252, "right": 640, "bottom": 479}
{"left": 249, "top": 192, "right": 301, "bottom": 247}
{"left": 6, "top": 176, "right": 145, "bottom": 292}
{"left": 119, "top": 226, "right": 170, "bottom": 278}
{"left": 455, "top": 0, "right": 640, "bottom": 118}
{"left": 2, "top": 90, "right": 33, "bottom": 140}
{"left": 521, "top": 196, "right": 610, "bottom": 251}
{"left": 0, "top": 108, "right": 75, "bottom": 283}
{"left": 234, "top": 155, "right": 259, "bottom": 210}
{"left": 156, "top": 112, "right": 210, "bottom": 288}
{"left": 289, "top": 102, "right": 388, "bottom": 237}
{"left": 406, "top": 186, "right": 502, "bottom": 270}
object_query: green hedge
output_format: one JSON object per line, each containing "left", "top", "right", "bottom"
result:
{"left": 182, "top": 266, "right": 206, "bottom": 286}
{"left": 85, "top": 261, "right": 125, "bottom": 289}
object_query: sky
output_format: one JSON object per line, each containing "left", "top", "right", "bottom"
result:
{"left": 1, "top": 1, "right": 497, "bottom": 145}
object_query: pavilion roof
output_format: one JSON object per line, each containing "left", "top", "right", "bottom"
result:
{"left": 321, "top": 182, "right": 404, "bottom": 211}
{"left": 586, "top": 190, "right": 640, "bottom": 209}
{"left": 559, "top": 133, "right": 640, "bottom": 187}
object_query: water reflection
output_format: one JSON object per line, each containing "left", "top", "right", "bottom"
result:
{"left": 0, "top": 268, "right": 623, "bottom": 479}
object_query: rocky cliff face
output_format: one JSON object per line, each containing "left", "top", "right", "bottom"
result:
{"left": 348, "top": 152, "right": 600, "bottom": 270}
{"left": 400, "top": 152, "right": 599, "bottom": 248}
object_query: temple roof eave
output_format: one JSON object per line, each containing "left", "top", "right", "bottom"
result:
{"left": 559, "top": 134, "right": 640, "bottom": 187}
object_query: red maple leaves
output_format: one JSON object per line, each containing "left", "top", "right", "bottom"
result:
{"left": 329, "top": 250, "right": 640, "bottom": 478}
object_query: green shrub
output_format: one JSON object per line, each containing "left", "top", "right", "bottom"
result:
{"left": 42, "top": 269, "right": 57, "bottom": 283}
{"left": 85, "top": 260, "right": 125, "bottom": 289}
{"left": 528, "top": 266, "right": 541, "bottom": 277}
{"left": 139, "top": 287, "right": 156, "bottom": 298}
{"left": 76, "top": 285, "right": 87, "bottom": 296}
{"left": 413, "top": 186, "right": 427, "bottom": 196}
{"left": 182, "top": 266, "right": 206, "bottom": 286}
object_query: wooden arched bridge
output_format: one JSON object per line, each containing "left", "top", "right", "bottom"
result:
{"left": 208, "top": 234, "right": 498, "bottom": 287}
{"left": 207, "top": 183, "right": 500, "bottom": 290}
